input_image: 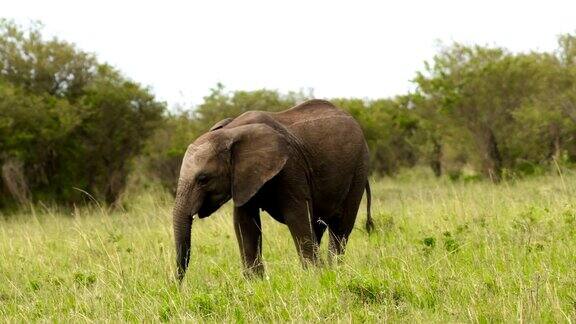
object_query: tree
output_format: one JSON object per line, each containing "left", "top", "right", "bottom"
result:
{"left": 0, "top": 20, "right": 165, "bottom": 207}
{"left": 414, "top": 44, "right": 547, "bottom": 181}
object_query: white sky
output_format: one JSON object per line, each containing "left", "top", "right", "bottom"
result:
{"left": 3, "top": 0, "right": 576, "bottom": 108}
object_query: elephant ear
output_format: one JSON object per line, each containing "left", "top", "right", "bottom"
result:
{"left": 209, "top": 118, "right": 234, "bottom": 131}
{"left": 229, "top": 124, "right": 289, "bottom": 206}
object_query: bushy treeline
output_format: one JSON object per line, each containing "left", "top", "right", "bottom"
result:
{"left": 144, "top": 37, "right": 576, "bottom": 191}
{"left": 0, "top": 20, "right": 164, "bottom": 207}
{"left": 413, "top": 41, "right": 576, "bottom": 181}
{"left": 1, "top": 20, "right": 575, "bottom": 207}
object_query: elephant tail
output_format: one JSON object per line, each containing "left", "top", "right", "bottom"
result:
{"left": 365, "top": 181, "right": 375, "bottom": 234}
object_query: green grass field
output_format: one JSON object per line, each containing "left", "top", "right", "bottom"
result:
{"left": 1, "top": 172, "right": 575, "bottom": 322}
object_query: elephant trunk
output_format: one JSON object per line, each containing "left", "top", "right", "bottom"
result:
{"left": 173, "top": 184, "right": 201, "bottom": 282}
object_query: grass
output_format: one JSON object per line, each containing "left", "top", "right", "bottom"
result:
{"left": 1, "top": 171, "right": 575, "bottom": 322}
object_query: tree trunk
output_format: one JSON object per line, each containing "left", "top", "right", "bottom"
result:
{"left": 479, "top": 127, "right": 502, "bottom": 183}
{"left": 429, "top": 140, "right": 442, "bottom": 177}
{"left": 1, "top": 159, "right": 30, "bottom": 205}
{"left": 549, "top": 122, "right": 562, "bottom": 161}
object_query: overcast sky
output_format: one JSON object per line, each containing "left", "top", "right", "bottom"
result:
{"left": 4, "top": 0, "right": 576, "bottom": 107}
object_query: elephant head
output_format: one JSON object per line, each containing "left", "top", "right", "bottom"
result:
{"left": 173, "top": 123, "right": 289, "bottom": 281}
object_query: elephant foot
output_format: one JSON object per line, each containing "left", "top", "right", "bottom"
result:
{"left": 243, "top": 263, "right": 265, "bottom": 279}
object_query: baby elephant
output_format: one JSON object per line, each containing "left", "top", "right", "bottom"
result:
{"left": 173, "top": 99, "right": 373, "bottom": 281}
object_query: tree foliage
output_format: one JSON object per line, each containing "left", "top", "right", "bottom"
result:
{"left": 413, "top": 40, "right": 576, "bottom": 181}
{"left": 0, "top": 20, "right": 164, "bottom": 207}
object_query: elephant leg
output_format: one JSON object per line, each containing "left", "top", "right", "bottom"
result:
{"left": 328, "top": 227, "right": 350, "bottom": 263}
{"left": 328, "top": 214, "right": 357, "bottom": 264}
{"left": 328, "top": 174, "right": 365, "bottom": 263}
{"left": 284, "top": 200, "right": 320, "bottom": 267}
{"left": 233, "top": 204, "right": 264, "bottom": 278}
{"left": 313, "top": 220, "right": 327, "bottom": 246}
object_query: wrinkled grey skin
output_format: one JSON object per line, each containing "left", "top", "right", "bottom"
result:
{"left": 173, "top": 99, "right": 373, "bottom": 281}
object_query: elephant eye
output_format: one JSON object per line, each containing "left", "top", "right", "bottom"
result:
{"left": 196, "top": 173, "right": 210, "bottom": 184}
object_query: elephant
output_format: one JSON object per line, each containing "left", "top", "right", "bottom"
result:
{"left": 173, "top": 99, "right": 374, "bottom": 281}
